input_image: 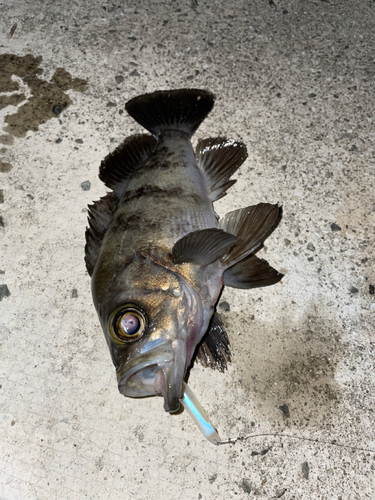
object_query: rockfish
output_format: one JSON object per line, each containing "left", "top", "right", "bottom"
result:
{"left": 85, "top": 89, "right": 282, "bottom": 413}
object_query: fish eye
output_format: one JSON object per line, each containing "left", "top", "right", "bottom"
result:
{"left": 109, "top": 305, "right": 147, "bottom": 344}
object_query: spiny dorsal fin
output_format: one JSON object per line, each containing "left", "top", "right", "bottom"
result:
{"left": 125, "top": 89, "right": 215, "bottom": 138}
{"left": 195, "top": 137, "right": 247, "bottom": 201}
{"left": 172, "top": 228, "right": 238, "bottom": 266}
{"left": 224, "top": 254, "right": 283, "bottom": 289}
{"left": 99, "top": 134, "right": 157, "bottom": 193}
{"left": 85, "top": 192, "right": 118, "bottom": 276}
{"left": 218, "top": 203, "right": 282, "bottom": 269}
{"left": 195, "top": 312, "right": 231, "bottom": 372}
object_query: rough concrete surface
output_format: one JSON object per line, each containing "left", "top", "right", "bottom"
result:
{"left": 0, "top": 0, "right": 374, "bottom": 499}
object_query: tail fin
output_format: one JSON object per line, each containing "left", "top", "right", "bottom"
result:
{"left": 125, "top": 89, "right": 215, "bottom": 138}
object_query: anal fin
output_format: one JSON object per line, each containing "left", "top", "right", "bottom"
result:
{"left": 196, "top": 137, "right": 247, "bottom": 201}
{"left": 195, "top": 312, "right": 231, "bottom": 372}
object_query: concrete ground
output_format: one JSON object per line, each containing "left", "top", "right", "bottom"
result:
{"left": 0, "top": 0, "right": 374, "bottom": 498}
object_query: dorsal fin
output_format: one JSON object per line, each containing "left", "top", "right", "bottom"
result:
{"left": 195, "top": 312, "right": 231, "bottom": 372}
{"left": 125, "top": 89, "right": 215, "bottom": 138}
{"left": 218, "top": 203, "right": 282, "bottom": 269}
{"left": 85, "top": 192, "right": 118, "bottom": 276}
{"left": 99, "top": 134, "right": 157, "bottom": 193}
{"left": 195, "top": 138, "right": 247, "bottom": 201}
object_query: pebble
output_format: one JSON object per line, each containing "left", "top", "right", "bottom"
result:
{"left": 52, "top": 104, "right": 63, "bottom": 115}
{"left": 331, "top": 223, "right": 341, "bottom": 231}
{"left": 218, "top": 301, "right": 230, "bottom": 312}
{"left": 279, "top": 404, "right": 290, "bottom": 418}
{"left": 0, "top": 284, "right": 10, "bottom": 301}
{"left": 302, "top": 462, "right": 309, "bottom": 479}
{"left": 81, "top": 181, "right": 91, "bottom": 191}
{"left": 241, "top": 479, "right": 251, "bottom": 493}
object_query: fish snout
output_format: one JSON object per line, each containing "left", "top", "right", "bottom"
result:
{"left": 117, "top": 338, "right": 187, "bottom": 413}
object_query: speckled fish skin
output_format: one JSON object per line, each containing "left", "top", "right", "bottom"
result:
{"left": 85, "top": 89, "right": 283, "bottom": 413}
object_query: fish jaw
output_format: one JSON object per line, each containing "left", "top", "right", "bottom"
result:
{"left": 117, "top": 337, "right": 187, "bottom": 413}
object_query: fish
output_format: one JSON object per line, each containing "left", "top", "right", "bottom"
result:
{"left": 85, "top": 89, "right": 283, "bottom": 414}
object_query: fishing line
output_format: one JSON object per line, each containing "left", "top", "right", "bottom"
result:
{"left": 214, "top": 432, "right": 375, "bottom": 453}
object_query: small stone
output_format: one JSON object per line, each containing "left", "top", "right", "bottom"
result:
{"left": 361, "top": 258, "right": 368, "bottom": 263}
{"left": 55, "top": 138, "right": 62, "bottom": 143}
{"left": 369, "top": 284, "right": 374, "bottom": 295}
{"left": 219, "top": 301, "right": 230, "bottom": 312}
{"left": 71, "top": 289, "right": 78, "bottom": 298}
{"left": 119, "top": 109, "right": 124, "bottom": 115}
{"left": 277, "top": 489, "right": 287, "bottom": 498}
{"left": 11, "top": 420, "right": 15, "bottom": 426}
{"left": 242, "top": 479, "right": 252, "bottom": 493}
{"left": 81, "top": 181, "right": 91, "bottom": 191}
{"left": 115, "top": 75, "right": 124, "bottom": 83}
{"left": 208, "top": 474, "right": 217, "bottom": 483}
{"left": 75, "top": 139, "right": 83, "bottom": 144}
{"left": 307, "top": 243, "right": 315, "bottom": 251}
{"left": 0, "top": 270, "right": 4, "bottom": 274}
{"left": 281, "top": 164, "right": 287, "bottom": 171}
{"left": 27, "top": 194, "right": 34, "bottom": 200}
{"left": 349, "top": 144, "right": 358, "bottom": 152}
{"left": 282, "top": 9, "right": 288, "bottom": 14}
{"left": 0, "top": 284, "right": 10, "bottom": 301}
{"left": 260, "top": 447, "right": 271, "bottom": 456}
{"left": 106, "top": 101, "right": 117, "bottom": 107}
{"left": 279, "top": 404, "right": 290, "bottom": 418}
{"left": 251, "top": 451, "right": 259, "bottom": 456}
{"left": 52, "top": 104, "right": 63, "bottom": 115}
{"left": 129, "top": 69, "right": 140, "bottom": 77}
{"left": 350, "top": 286, "right": 359, "bottom": 294}
{"left": 308, "top": 93, "right": 316, "bottom": 98}
{"left": 302, "top": 461, "right": 309, "bottom": 479}
{"left": 331, "top": 223, "right": 341, "bottom": 232}
{"left": 198, "top": 495, "right": 202, "bottom": 500}
{"left": 0, "top": 216, "right": 4, "bottom": 227}
{"left": 0, "top": 190, "right": 3, "bottom": 203}
{"left": 276, "top": 92, "right": 281, "bottom": 97}
{"left": 284, "top": 238, "right": 291, "bottom": 246}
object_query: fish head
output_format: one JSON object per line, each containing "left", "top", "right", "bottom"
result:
{"left": 92, "top": 256, "right": 203, "bottom": 413}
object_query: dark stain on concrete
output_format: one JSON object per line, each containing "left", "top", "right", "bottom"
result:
{"left": 228, "top": 302, "right": 343, "bottom": 427}
{"left": 0, "top": 54, "right": 87, "bottom": 140}
{"left": 0, "top": 161, "right": 13, "bottom": 172}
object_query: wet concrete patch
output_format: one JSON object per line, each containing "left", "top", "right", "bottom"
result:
{"left": 0, "top": 54, "right": 87, "bottom": 140}
{"left": 229, "top": 303, "right": 343, "bottom": 427}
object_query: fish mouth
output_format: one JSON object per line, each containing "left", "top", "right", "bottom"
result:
{"left": 117, "top": 340, "right": 186, "bottom": 413}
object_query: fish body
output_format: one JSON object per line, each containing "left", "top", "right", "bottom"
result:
{"left": 85, "top": 89, "right": 283, "bottom": 412}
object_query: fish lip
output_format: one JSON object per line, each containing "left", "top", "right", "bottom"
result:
{"left": 117, "top": 340, "right": 186, "bottom": 413}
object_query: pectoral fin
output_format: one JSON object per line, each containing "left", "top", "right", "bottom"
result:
{"left": 172, "top": 228, "right": 238, "bottom": 266}
{"left": 224, "top": 254, "right": 283, "bottom": 289}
